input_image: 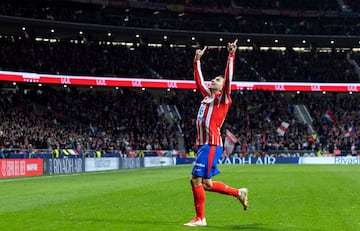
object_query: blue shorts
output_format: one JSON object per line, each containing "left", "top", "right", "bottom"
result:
{"left": 191, "top": 145, "right": 223, "bottom": 179}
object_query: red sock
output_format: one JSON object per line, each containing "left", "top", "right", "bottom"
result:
{"left": 192, "top": 185, "right": 205, "bottom": 219}
{"left": 210, "top": 181, "right": 238, "bottom": 197}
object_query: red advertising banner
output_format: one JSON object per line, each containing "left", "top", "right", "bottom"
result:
{"left": 0, "top": 159, "right": 43, "bottom": 178}
{"left": 0, "top": 70, "right": 359, "bottom": 93}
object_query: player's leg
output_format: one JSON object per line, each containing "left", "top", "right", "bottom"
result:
{"left": 202, "top": 145, "right": 249, "bottom": 210}
{"left": 203, "top": 178, "right": 249, "bottom": 211}
{"left": 183, "top": 175, "right": 207, "bottom": 227}
{"left": 184, "top": 145, "right": 210, "bottom": 226}
{"left": 190, "top": 175, "right": 206, "bottom": 220}
{"left": 203, "top": 178, "right": 237, "bottom": 196}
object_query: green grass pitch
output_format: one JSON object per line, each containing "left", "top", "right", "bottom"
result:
{"left": 1, "top": 164, "right": 360, "bottom": 231}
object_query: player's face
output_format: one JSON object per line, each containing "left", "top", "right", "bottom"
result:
{"left": 209, "top": 76, "right": 224, "bottom": 91}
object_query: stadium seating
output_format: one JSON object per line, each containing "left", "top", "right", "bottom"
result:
{"left": 0, "top": 86, "right": 178, "bottom": 156}
{"left": 0, "top": 0, "right": 359, "bottom": 157}
{"left": 0, "top": 0, "right": 359, "bottom": 35}
{"left": 0, "top": 38, "right": 358, "bottom": 82}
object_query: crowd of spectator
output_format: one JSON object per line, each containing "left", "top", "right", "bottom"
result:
{"left": 0, "top": 37, "right": 358, "bottom": 83}
{"left": 173, "top": 89, "right": 360, "bottom": 156}
{"left": 0, "top": 82, "right": 359, "bottom": 157}
{"left": 0, "top": 38, "right": 149, "bottom": 77}
{"left": 0, "top": 0, "right": 360, "bottom": 158}
{"left": 1, "top": 0, "right": 360, "bottom": 35}
{"left": 0, "top": 86, "right": 179, "bottom": 157}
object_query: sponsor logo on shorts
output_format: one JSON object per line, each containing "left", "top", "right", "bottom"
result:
{"left": 195, "top": 163, "right": 205, "bottom": 168}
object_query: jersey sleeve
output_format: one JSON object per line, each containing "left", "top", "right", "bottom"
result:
{"left": 194, "top": 58, "right": 211, "bottom": 97}
{"left": 221, "top": 53, "right": 234, "bottom": 104}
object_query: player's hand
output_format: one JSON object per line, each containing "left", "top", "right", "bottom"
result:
{"left": 227, "top": 39, "right": 238, "bottom": 54}
{"left": 195, "top": 46, "right": 207, "bottom": 60}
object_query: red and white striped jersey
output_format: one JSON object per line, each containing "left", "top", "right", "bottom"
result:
{"left": 194, "top": 53, "right": 234, "bottom": 146}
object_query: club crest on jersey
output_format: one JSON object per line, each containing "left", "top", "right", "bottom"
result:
{"left": 201, "top": 95, "right": 215, "bottom": 104}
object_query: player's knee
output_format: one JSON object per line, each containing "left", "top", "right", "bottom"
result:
{"left": 202, "top": 182, "right": 212, "bottom": 191}
{"left": 190, "top": 176, "right": 202, "bottom": 187}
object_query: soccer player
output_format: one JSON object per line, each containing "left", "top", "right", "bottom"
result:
{"left": 183, "top": 40, "right": 248, "bottom": 227}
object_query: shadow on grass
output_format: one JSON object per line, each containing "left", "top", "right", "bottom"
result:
{"left": 206, "top": 223, "right": 276, "bottom": 231}
{"left": 72, "top": 218, "right": 276, "bottom": 230}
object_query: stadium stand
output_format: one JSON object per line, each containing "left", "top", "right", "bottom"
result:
{"left": 0, "top": 0, "right": 360, "bottom": 157}
{"left": 175, "top": 89, "right": 360, "bottom": 156}
{"left": 0, "top": 0, "right": 360, "bottom": 36}
{"left": 0, "top": 37, "right": 358, "bottom": 82}
{"left": 0, "top": 86, "right": 179, "bottom": 157}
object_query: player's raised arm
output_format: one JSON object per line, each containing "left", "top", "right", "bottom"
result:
{"left": 222, "top": 39, "right": 237, "bottom": 100}
{"left": 194, "top": 46, "right": 211, "bottom": 96}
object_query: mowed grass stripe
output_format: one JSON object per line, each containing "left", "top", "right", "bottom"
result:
{"left": 1, "top": 165, "right": 359, "bottom": 231}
